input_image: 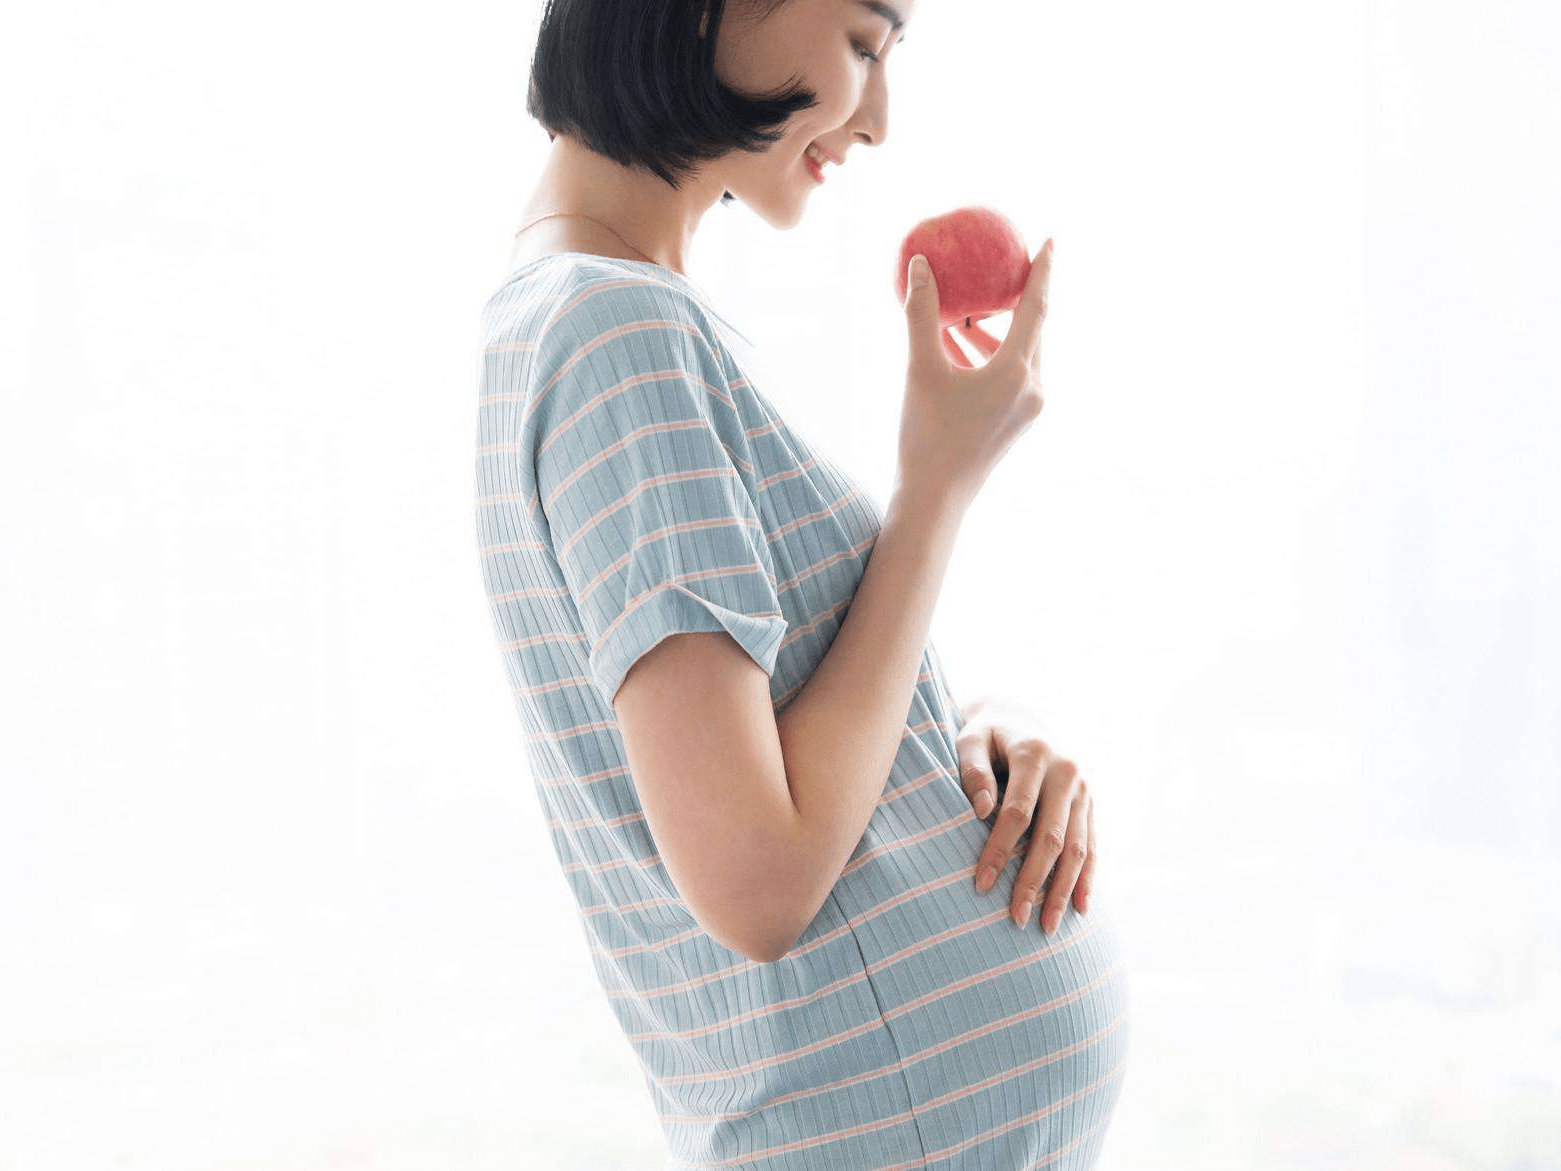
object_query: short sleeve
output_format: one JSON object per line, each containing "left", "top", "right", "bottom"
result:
{"left": 526, "top": 276, "right": 789, "bottom": 709}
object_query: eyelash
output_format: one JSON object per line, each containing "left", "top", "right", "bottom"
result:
{"left": 853, "top": 41, "right": 880, "bottom": 65}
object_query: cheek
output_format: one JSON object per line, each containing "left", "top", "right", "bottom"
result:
{"left": 808, "top": 49, "right": 863, "bottom": 109}
{"left": 718, "top": 33, "right": 862, "bottom": 157}
{"left": 750, "top": 35, "right": 860, "bottom": 118}
{"left": 785, "top": 62, "right": 860, "bottom": 145}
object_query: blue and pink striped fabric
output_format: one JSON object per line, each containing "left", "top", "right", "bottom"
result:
{"left": 473, "top": 252, "right": 1131, "bottom": 1169}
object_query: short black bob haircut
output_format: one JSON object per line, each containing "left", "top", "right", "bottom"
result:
{"left": 526, "top": 0, "right": 820, "bottom": 206}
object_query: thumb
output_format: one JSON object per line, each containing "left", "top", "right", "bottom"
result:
{"left": 903, "top": 254, "right": 943, "bottom": 367}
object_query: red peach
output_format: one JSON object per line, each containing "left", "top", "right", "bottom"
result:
{"left": 894, "top": 206, "right": 1032, "bottom": 329}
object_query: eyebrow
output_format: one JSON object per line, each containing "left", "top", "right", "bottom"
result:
{"left": 855, "top": 0, "right": 908, "bottom": 42}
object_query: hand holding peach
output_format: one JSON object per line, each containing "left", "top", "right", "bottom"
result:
{"left": 894, "top": 234, "right": 1054, "bottom": 516}
{"left": 893, "top": 206, "right": 1033, "bottom": 330}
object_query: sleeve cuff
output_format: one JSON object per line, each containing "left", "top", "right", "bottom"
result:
{"left": 589, "top": 582, "right": 789, "bottom": 709}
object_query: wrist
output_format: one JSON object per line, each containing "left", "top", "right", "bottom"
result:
{"left": 887, "top": 477, "right": 970, "bottom": 531}
{"left": 959, "top": 693, "right": 992, "bottom": 721}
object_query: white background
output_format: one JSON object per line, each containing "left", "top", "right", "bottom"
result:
{"left": 3, "top": 0, "right": 1558, "bottom": 1167}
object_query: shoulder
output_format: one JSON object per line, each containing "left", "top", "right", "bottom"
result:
{"left": 485, "top": 256, "right": 757, "bottom": 457}
{"left": 488, "top": 256, "right": 728, "bottom": 369}
{"left": 521, "top": 262, "right": 735, "bottom": 403}
{"left": 544, "top": 260, "right": 723, "bottom": 354}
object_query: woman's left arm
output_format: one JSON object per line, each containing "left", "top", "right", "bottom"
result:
{"left": 954, "top": 695, "right": 1096, "bottom": 934}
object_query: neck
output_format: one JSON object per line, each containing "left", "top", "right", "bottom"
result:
{"left": 520, "top": 135, "right": 721, "bottom": 275}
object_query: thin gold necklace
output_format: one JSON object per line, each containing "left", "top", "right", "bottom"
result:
{"left": 513, "top": 211, "right": 658, "bottom": 265}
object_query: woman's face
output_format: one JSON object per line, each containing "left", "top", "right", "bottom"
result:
{"left": 712, "top": 0, "right": 914, "bottom": 227}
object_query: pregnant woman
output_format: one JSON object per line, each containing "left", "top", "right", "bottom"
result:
{"left": 473, "top": 0, "right": 1130, "bottom": 1165}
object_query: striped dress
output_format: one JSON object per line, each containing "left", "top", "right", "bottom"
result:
{"left": 473, "top": 252, "right": 1131, "bottom": 1169}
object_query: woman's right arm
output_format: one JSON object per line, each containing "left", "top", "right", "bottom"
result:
{"left": 764, "top": 485, "right": 967, "bottom": 953}
{"left": 762, "top": 242, "right": 1056, "bottom": 960}
{"left": 609, "top": 244, "right": 1053, "bottom": 964}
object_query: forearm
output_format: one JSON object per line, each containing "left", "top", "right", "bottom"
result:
{"left": 770, "top": 485, "right": 965, "bottom": 954}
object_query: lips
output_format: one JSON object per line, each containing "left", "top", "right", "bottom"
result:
{"left": 807, "top": 142, "right": 843, "bottom": 167}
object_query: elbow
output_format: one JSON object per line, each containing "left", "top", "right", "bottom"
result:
{"left": 743, "top": 890, "right": 812, "bottom": 963}
{"left": 736, "top": 854, "right": 821, "bottom": 963}
{"left": 686, "top": 824, "right": 813, "bottom": 964}
{"left": 707, "top": 904, "right": 803, "bottom": 966}
{"left": 706, "top": 926, "right": 789, "bottom": 965}
{"left": 716, "top": 915, "right": 800, "bottom": 965}
{"left": 745, "top": 927, "right": 800, "bottom": 965}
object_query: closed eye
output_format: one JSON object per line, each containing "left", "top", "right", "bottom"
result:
{"left": 853, "top": 41, "right": 880, "bottom": 65}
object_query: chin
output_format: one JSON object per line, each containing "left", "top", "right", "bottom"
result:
{"left": 739, "top": 188, "right": 808, "bottom": 230}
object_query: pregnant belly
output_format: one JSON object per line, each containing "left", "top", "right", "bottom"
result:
{"left": 833, "top": 794, "right": 1132, "bottom": 1167}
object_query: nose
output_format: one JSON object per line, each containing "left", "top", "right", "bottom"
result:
{"left": 848, "top": 67, "right": 890, "bottom": 149}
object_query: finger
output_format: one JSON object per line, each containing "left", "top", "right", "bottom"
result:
{"left": 903, "top": 253, "right": 946, "bottom": 371}
{"left": 956, "top": 727, "right": 998, "bottom": 819}
{"left": 1002, "top": 238, "right": 1053, "bottom": 367}
{"left": 1041, "top": 789, "right": 1090, "bottom": 934}
{"left": 952, "top": 317, "right": 1003, "bottom": 361}
{"left": 1009, "top": 755, "right": 1077, "bottom": 928}
{"left": 973, "top": 738, "right": 1050, "bottom": 897}
{"left": 1074, "top": 799, "right": 1096, "bottom": 914}
{"left": 941, "top": 327, "right": 973, "bottom": 369}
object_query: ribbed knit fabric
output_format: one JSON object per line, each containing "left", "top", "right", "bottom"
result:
{"left": 473, "top": 252, "right": 1130, "bottom": 1170}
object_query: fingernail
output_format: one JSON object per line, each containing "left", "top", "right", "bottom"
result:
{"left": 974, "top": 792, "right": 993, "bottom": 818}
{"left": 1042, "top": 910, "right": 1058, "bottom": 934}
{"left": 976, "top": 865, "right": 997, "bottom": 893}
{"left": 910, "top": 254, "right": 929, "bottom": 287}
{"left": 1014, "top": 900, "right": 1032, "bottom": 928}
{"left": 1080, "top": 894, "right": 1090, "bottom": 914}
